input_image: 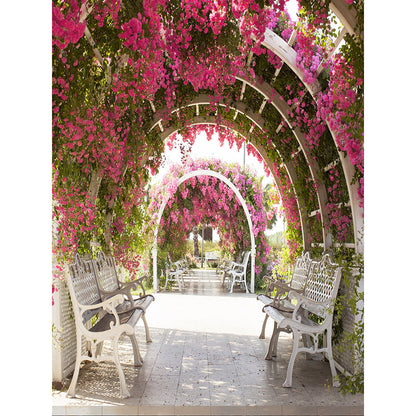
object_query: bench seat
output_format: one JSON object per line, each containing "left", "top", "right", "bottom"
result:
{"left": 89, "top": 307, "right": 143, "bottom": 333}
{"left": 257, "top": 294, "right": 294, "bottom": 313}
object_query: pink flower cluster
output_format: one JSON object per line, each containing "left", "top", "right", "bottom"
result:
{"left": 52, "top": 0, "right": 86, "bottom": 50}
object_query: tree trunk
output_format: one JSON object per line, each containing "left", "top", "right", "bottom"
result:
{"left": 193, "top": 227, "right": 199, "bottom": 257}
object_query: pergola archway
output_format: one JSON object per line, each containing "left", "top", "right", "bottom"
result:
{"left": 52, "top": 0, "right": 365, "bottom": 385}
{"left": 152, "top": 169, "right": 256, "bottom": 293}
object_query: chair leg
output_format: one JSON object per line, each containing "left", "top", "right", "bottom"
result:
{"left": 259, "top": 314, "right": 268, "bottom": 339}
{"left": 229, "top": 275, "right": 235, "bottom": 293}
{"left": 112, "top": 336, "right": 130, "bottom": 398}
{"left": 283, "top": 330, "right": 300, "bottom": 387}
{"left": 176, "top": 273, "right": 182, "bottom": 291}
{"left": 141, "top": 313, "right": 152, "bottom": 343}
{"left": 163, "top": 274, "right": 169, "bottom": 291}
{"left": 244, "top": 277, "right": 249, "bottom": 293}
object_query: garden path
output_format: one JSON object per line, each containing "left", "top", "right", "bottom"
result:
{"left": 52, "top": 269, "right": 364, "bottom": 415}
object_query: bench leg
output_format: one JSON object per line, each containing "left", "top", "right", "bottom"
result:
{"left": 96, "top": 341, "right": 104, "bottom": 358}
{"left": 142, "top": 313, "right": 152, "bottom": 343}
{"left": 67, "top": 334, "right": 82, "bottom": 398}
{"left": 129, "top": 333, "right": 143, "bottom": 367}
{"left": 259, "top": 314, "right": 269, "bottom": 339}
{"left": 112, "top": 336, "right": 130, "bottom": 398}
{"left": 283, "top": 330, "right": 300, "bottom": 388}
{"left": 326, "top": 330, "right": 340, "bottom": 387}
{"left": 265, "top": 321, "right": 278, "bottom": 360}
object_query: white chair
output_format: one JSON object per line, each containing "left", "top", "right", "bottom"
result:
{"left": 228, "top": 251, "right": 251, "bottom": 293}
{"left": 164, "top": 256, "right": 185, "bottom": 291}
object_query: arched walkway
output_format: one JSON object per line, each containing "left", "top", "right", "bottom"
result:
{"left": 152, "top": 169, "right": 256, "bottom": 293}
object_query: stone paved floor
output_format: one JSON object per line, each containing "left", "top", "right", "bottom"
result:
{"left": 52, "top": 269, "right": 364, "bottom": 415}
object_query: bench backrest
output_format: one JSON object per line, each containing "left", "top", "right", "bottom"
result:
{"left": 290, "top": 252, "right": 313, "bottom": 292}
{"left": 67, "top": 253, "right": 102, "bottom": 324}
{"left": 93, "top": 250, "right": 120, "bottom": 294}
{"left": 303, "top": 254, "right": 342, "bottom": 319}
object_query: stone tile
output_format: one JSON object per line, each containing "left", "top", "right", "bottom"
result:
{"left": 52, "top": 406, "right": 66, "bottom": 415}
{"left": 139, "top": 405, "right": 176, "bottom": 415}
{"left": 181, "top": 357, "right": 209, "bottom": 376}
{"left": 279, "top": 405, "right": 318, "bottom": 415}
{"left": 140, "top": 375, "right": 179, "bottom": 406}
{"left": 306, "top": 386, "right": 364, "bottom": 406}
{"left": 246, "top": 405, "right": 283, "bottom": 415}
{"left": 210, "top": 405, "right": 247, "bottom": 415}
{"left": 210, "top": 380, "right": 246, "bottom": 406}
{"left": 102, "top": 405, "right": 140, "bottom": 415}
{"left": 65, "top": 406, "right": 103, "bottom": 415}
{"left": 273, "top": 386, "right": 314, "bottom": 406}
{"left": 175, "top": 380, "right": 211, "bottom": 406}
{"left": 313, "top": 405, "right": 364, "bottom": 415}
{"left": 151, "top": 360, "right": 183, "bottom": 376}
{"left": 173, "top": 406, "right": 211, "bottom": 415}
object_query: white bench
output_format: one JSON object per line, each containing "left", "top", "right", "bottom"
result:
{"left": 65, "top": 253, "right": 154, "bottom": 398}
{"left": 262, "top": 255, "right": 342, "bottom": 388}
{"left": 257, "top": 252, "right": 313, "bottom": 339}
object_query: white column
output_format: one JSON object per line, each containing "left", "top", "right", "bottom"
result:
{"left": 152, "top": 247, "right": 158, "bottom": 292}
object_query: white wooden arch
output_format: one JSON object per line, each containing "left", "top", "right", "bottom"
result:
{"left": 152, "top": 169, "right": 256, "bottom": 293}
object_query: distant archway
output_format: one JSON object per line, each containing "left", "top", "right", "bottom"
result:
{"left": 152, "top": 169, "right": 256, "bottom": 293}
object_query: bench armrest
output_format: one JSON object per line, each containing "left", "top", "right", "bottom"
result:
{"left": 263, "top": 279, "right": 292, "bottom": 300}
{"left": 124, "top": 275, "right": 149, "bottom": 298}
{"left": 79, "top": 294, "right": 125, "bottom": 327}
{"left": 100, "top": 275, "right": 149, "bottom": 306}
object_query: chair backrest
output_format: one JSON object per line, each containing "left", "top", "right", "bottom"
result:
{"left": 290, "top": 252, "right": 313, "bottom": 292}
{"left": 303, "top": 254, "right": 342, "bottom": 319}
{"left": 93, "top": 250, "right": 120, "bottom": 295}
{"left": 67, "top": 253, "right": 101, "bottom": 324}
{"left": 236, "top": 251, "right": 244, "bottom": 263}
{"left": 241, "top": 251, "right": 250, "bottom": 270}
